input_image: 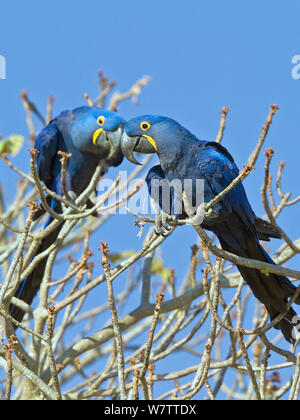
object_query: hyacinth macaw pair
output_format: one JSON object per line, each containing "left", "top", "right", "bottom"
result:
{"left": 11, "top": 106, "right": 299, "bottom": 344}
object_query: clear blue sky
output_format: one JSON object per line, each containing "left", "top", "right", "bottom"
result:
{"left": 1, "top": 0, "right": 300, "bottom": 397}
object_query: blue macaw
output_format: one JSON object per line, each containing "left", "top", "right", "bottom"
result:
{"left": 121, "top": 115, "right": 300, "bottom": 343}
{"left": 11, "top": 106, "right": 126, "bottom": 323}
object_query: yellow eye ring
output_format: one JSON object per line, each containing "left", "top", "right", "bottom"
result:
{"left": 97, "top": 116, "right": 105, "bottom": 126}
{"left": 140, "top": 121, "right": 151, "bottom": 131}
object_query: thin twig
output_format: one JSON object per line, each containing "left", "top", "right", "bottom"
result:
{"left": 4, "top": 336, "right": 15, "bottom": 400}
{"left": 216, "top": 106, "right": 229, "bottom": 144}
{"left": 100, "top": 241, "right": 127, "bottom": 400}
{"left": 237, "top": 329, "right": 261, "bottom": 400}
{"left": 140, "top": 292, "right": 164, "bottom": 378}
{"left": 289, "top": 353, "right": 300, "bottom": 400}
{"left": 46, "top": 305, "right": 62, "bottom": 400}
{"left": 109, "top": 76, "right": 152, "bottom": 111}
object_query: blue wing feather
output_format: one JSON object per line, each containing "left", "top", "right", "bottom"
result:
{"left": 34, "top": 123, "right": 60, "bottom": 189}
{"left": 193, "top": 144, "right": 257, "bottom": 237}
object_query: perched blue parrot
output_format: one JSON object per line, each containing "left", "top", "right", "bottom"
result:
{"left": 121, "top": 115, "right": 300, "bottom": 343}
{"left": 11, "top": 106, "right": 126, "bottom": 323}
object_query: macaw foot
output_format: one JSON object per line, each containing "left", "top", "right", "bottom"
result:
{"left": 154, "top": 212, "right": 177, "bottom": 236}
{"left": 203, "top": 207, "right": 219, "bottom": 221}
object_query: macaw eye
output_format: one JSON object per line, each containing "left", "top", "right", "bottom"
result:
{"left": 97, "top": 116, "right": 105, "bottom": 126}
{"left": 140, "top": 121, "right": 151, "bottom": 131}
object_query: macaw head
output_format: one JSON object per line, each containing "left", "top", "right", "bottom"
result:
{"left": 69, "top": 106, "right": 126, "bottom": 161}
{"left": 121, "top": 115, "right": 189, "bottom": 165}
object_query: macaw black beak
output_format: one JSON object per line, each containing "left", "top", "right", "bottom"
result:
{"left": 106, "top": 126, "right": 124, "bottom": 160}
{"left": 107, "top": 126, "right": 123, "bottom": 152}
{"left": 121, "top": 133, "right": 157, "bottom": 165}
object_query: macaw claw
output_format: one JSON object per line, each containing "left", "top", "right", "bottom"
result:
{"left": 203, "top": 208, "right": 219, "bottom": 220}
{"left": 154, "top": 212, "right": 177, "bottom": 236}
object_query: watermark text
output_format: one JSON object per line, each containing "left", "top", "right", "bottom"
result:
{"left": 96, "top": 171, "right": 205, "bottom": 226}
{"left": 291, "top": 55, "right": 300, "bottom": 80}
{"left": 0, "top": 55, "right": 6, "bottom": 79}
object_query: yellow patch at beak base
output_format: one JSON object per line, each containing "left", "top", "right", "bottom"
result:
{"left": 142, "top": 134, "right": 158, "bottom": 152}
{"left": 93, "top": 128, "right": 103, "bottom": 145}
